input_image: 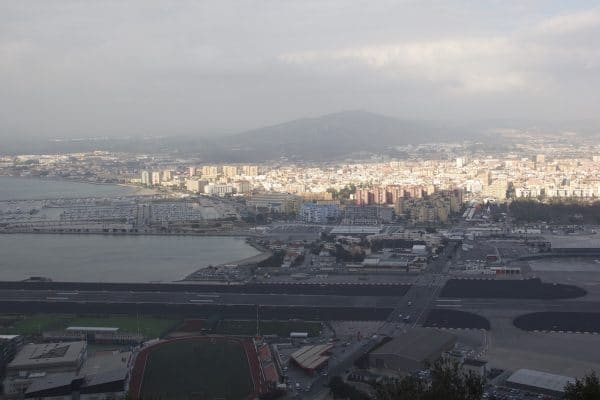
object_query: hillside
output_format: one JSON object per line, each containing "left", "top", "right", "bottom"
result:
{"left": 212, "top": 110, "right": 465, "bottom": 161}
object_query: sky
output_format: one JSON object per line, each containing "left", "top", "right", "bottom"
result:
{"left": 1, "top": 0, "right": 599, "bottom": 139}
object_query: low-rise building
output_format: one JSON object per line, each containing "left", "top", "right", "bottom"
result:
{"left": 0, "top": 335, "right": 23, "bottom": 378}
{"left": 506, "top": 369, "right": 575, "bottom": 397}
{"left": 368, "top": 329, "right": 456, "bottom": 374}
{"left": 299, "top": 203, "right": 339, "bottom": 224}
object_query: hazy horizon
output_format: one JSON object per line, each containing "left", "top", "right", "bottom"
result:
{"left": 2, "top": 1, "right": 600, "bottom": 140}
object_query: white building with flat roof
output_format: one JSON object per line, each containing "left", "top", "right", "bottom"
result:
{"left": 506, "top": 369, "right": 575, "bottom": 397}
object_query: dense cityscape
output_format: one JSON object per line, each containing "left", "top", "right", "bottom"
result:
{"left": 1, "top": 130, "right": 600, "bottom": 399}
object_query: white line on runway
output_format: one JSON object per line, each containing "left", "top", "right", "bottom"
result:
{"left": 46, "top": 297, "right": 68, "bottom": 301}
{"left": 436, "top": 304, "right": 462, "bottom": 308}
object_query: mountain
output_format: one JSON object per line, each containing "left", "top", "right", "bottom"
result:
{"left": 211, "top": 110, "right": 469, "bottom": 162}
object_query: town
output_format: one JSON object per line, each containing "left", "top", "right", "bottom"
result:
{"left": 1, "top": 133, "right": 600, "bottom": 399}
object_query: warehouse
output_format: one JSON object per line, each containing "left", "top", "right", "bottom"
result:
{"left": 368, "top": 329, "right": 456, "bottom": 374}
{"left": 506, "top": 369, "right": 575, "bottom": 397}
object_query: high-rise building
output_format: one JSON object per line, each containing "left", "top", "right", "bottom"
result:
{"left": 242, "top": 165, "right": 259, "bottom": 176}
{"left": 151, "top": 171, "right": 161, "bottom": 186}
{"left": 185, "top": 179, "right": 206, "bottom": 193}
{"left": 222, "top": 165, "right": 239, "bottom": 177}
{"left": 162, "top": 170, "right": 173, "bottom": 181}
{"left": 188, "top": 167, "right": 197, "bottom": 177}
{"left": 140, "top": 170, "right": 150, "bottom": 186}
{"left": 201, "top": 165, "right": 220, "bottom": 177}
{"left": 233, "top": 180, "right": 251, "bottom": 194}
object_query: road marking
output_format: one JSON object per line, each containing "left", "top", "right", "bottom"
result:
{"left": 436, "top": 299, "right": 461, "bottom": 302}
{"left": 436, "top": 304, "right": 462, "bottom": 308}
{"left": 57, "top": 292, "right": 78, "bottom": 295}
{"left": 46, "top": 296, "right": 68, "bottom": 301}
{"left": 189, "top": 299, "right": 214, "bottom": 303}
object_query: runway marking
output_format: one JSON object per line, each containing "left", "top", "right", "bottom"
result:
{"left": 436, "top": 299, "right": 461, "bottom": 302}
{"left": 195, "top": 294, "right": 220, "bottom": 298}
{"left": 46, "top": 296, "right": 68, "bottom": 301}
{"left": 189, "top": 299, "right": 214, "bottom": 303}
{"left": 436, "top": 304, "right": 463, "bottom": 308}
{"left": 57, "top": 292, "right": 78, "bottom": 295}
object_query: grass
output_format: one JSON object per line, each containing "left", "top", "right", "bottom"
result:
{"left": 0, "top": 314, "right": 179, "bottom": 338}
{"left": 140, "top": 338, "right": 253, "bottom": 400}
{"left": 213, "top": 319, "right": 322, "bottom": 337}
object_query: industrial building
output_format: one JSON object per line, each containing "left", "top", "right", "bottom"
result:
{"left": 505, "top": 369, "right": 575, "bottom": 397}
{"left": 3, "top": 341, "right": 131, "bottom": 399}
{"left": 4, "top": 341, "right": 87, "bottom": 397}
{"left": 368, "top": 329, "right": 457, "bottom": 374}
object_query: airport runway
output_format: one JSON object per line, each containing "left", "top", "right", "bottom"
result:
{"left": 0, "top": 281, "right": 411, "bottom": 297}
{"left": 0, "top": 286, "right": 401, "bottom": 321}
{"left": 0, "top": 289, "right": 399, "bottom": 308}
{"left": 1, "top": 279, "right": 597, "bottom": 325}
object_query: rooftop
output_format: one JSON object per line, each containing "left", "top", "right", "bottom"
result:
{"left": 66, "top": 326, "right": 120, "bottom": 333}
{"left": 0, "top": 334, "right": 21, "bottom": 340}
{"left": 370, "top": 328, "right": 456, "bottom": 362}
{"left": 507, "top": 369, "right": 575, "bottom": 394}
{"left": 290, "top": 344, "right": 333, "bottom": 371}
{"left": 8, "top": 341, "right": 86, "bottom": 370}
{"left": 463, "top": 358, "right": 487, "bottom": 367}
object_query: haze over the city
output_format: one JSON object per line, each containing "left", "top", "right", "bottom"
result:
{"left": 1, "top": 1, "right": 600, "bottom": 141}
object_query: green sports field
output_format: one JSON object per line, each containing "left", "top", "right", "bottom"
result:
{"left": 0, "top": 314, "right": 178, "bottom": 338}
{"left": 140, "top": 339, "right": 254, "bottom": 399}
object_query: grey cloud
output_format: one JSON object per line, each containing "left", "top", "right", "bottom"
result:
{"left": 0, "top": 1, "right": 599, "bottom": 139}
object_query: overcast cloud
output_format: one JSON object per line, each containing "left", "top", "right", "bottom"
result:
{"left": 1, "top": 1, "right": 599, "bottom": 139}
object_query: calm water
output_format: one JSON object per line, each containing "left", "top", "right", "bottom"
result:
{"left": 0, "top": 234, "right": 259, "bottom": 282}
{"left": 0, "top": 176, "right": 136, "bottom": 200}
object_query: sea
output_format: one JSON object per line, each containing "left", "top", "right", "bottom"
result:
{"left": 0, "top": 234, "right": 259, "bottom": 282}
{"left": 0, "top": 176, "right": 259, "bottom": 282}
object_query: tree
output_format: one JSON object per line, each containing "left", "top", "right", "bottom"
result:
{"left": 376, "top": 375, "right": 426, "bottom": 400}
{"left": 426, "top": 359, "right": 484, "bottom": 400}
{"left": 564, "top": 371, "right": 600, "bottom": 400}
{"left": 375, "top": 359, "right": 485, "bottom": 400}
{"left": 329, "top": 376, "right": 370, "bottom": 400}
